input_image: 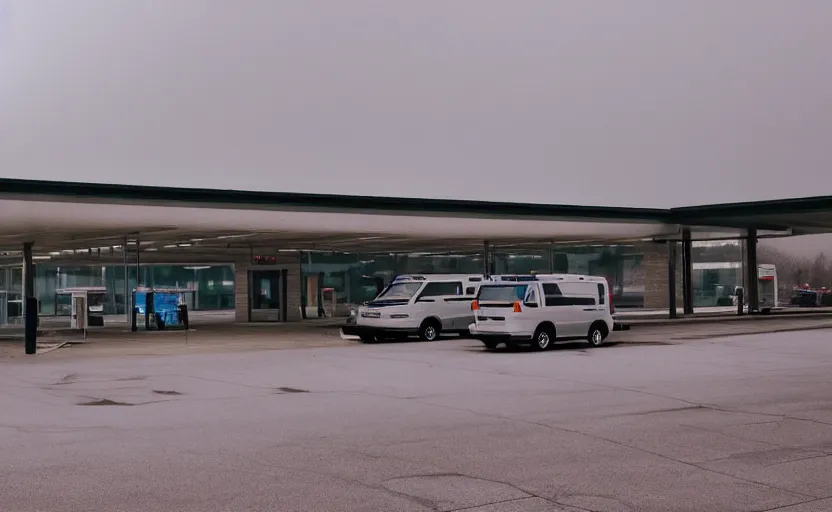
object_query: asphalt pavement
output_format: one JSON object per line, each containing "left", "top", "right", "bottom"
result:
{"left": 2, "top": 329, "right": 832, "bottom": 511}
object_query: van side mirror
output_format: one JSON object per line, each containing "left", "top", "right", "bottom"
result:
{"left": 523, "top": 300, "right": 538, "bottom": 308}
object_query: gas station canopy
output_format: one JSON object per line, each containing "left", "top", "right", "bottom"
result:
{"left": 0, "top": 179, "right": 830, "bottom": 256}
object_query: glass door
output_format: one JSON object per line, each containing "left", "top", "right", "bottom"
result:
{"left": 250, "top": 270, "right": 282, "bottom": 322}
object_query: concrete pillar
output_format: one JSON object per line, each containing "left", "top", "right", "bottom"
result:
{"left": 668, "top": 242, "right": 678, "bottom": 319}
{"left": 123, "top": 236, "right": 129, "bottom": 321}
{"left": 548, "top": 244, "right": 554, "bottom": 273}
{"left": 746, "top": 228, "right": 759, "bottom": 313}
{"left": 135, "top": 234, "right": 141, "bottom": 287}
{"left": 23, "top": 242, "right": 36, "bottom": 354}
{"left": 682, "top": 228, "right": 694, "bottom": 315}
{"left": 234, "top": 263, "right": 250, "bottom": 323}
{"left": 641, "top": 242, "right": 681, "bottom": 309}
{"left": 483, "top": 241, "right": 492, "bottom": 277}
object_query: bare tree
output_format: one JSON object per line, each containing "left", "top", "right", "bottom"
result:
{"left": 758, "top": 246, "right": 804, "bottom": 286}
{"left": 810, "top": 253, "right": 832, "bottom": 286}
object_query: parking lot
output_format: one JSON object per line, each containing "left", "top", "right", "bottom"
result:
{"left": 1, "top": 322, "right": 832, "bottom": 512}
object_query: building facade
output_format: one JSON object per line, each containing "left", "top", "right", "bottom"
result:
{"left": 0, "top": 239, "right": 756, "bottom": 326}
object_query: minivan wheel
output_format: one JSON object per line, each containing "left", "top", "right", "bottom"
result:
{"left": 587, "top": 323, "right": 607, "bottom": 347}
{"left": 419, "top": 320, "right": 441, "bottom": 342}
{"left": 531, "top": 326, "right": 554, "bottom": 351}
{"left": 482, "top": 340, "right": 498, "bottom": 350}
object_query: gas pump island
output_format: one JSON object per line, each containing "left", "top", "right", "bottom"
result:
{"left": 55, "top": 287, "right": 107, "bottom": 332}
{"left": 132, "top": 287, "right": 190, "bottom": 331}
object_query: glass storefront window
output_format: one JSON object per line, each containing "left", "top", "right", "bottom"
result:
{"left": 691, "top": 240, "right": 744, "bottom": 308}
{"left": 301, "top": 251, "right": 486, "bottom": 317}
{"left": 550, "top": 244, "right": 645, "bottom": 309}
{"left": 300, "top": 246, "right": 654, "bottom": 315}
{"left": 9, "top": 267, "right": 22, "bottom": 293}
{"left": 492, "top": 250, "right": 549, "bottom": 275}
{"left": 1, "top": 263, "right": 236, "bottom": 320}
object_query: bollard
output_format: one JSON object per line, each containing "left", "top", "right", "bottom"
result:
{"left": 25, "top": 297, "right": 38, "bottom": 355}
{"left": 736, "top": 287, "right": 744, "bottom": 316}
{"left": 145, "top": 292, "right": 155, "bottom": 331}
{"left": 178, "top": 304, "right": 190, "bottom": 331}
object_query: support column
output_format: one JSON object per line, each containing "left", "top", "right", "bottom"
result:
{"left": 123, "top": 236, "right": 129, "bottom": 321}
{"left": 483, "top": 241, "right": 491, "bottom": 277}
{"left": 23, "top": 242, "right": 36, "bottom": 355}
{"left": 746, "top": 228, "right": 759, "bottom": 314}
{"left": 667, "top": 241, "right": 678, "bottom": 319}
{"left": 681, "top": 228, "right": 694, "bottom": 315}
{"left": 548, "top": 244, "right": 555, "bottom": 273}
{"left": 135, "top": 234, "right": 141, "bottom": 287}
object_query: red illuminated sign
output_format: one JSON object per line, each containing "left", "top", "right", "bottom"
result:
{"left": 252, "top": 255, "right": 277, "bottom": 265}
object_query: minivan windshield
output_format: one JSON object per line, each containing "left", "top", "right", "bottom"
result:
{"left": 478, "top": 284, "right": 528, "bottom": 303}
{"left": 376, "top": 282, "right": 423, "bottom": 300}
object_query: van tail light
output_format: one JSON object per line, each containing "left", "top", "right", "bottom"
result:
{"left": 471, "top": 300, "right": 480, "bottom": 311}
{"left": 609, "top": 292, "right": 615, "bottom": 314}
{"left": 513, "top": 301, "right": 523, "bottom": 313}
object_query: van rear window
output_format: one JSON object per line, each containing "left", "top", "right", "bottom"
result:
{"left": 478, "top": 285, "right": 527, "bottom": 302}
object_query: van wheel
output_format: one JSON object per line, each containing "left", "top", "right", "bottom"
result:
{"left": 359, "top": 334, "right": 376, "bottom": 343}
{"left": 531, "top": 325, "right": 555, "bottom": 351}
{"left": 482, "top": 340, "right": 498, "bottom": 350}
{"left": 419, "top": 320, "right": 441, "bottom": 342}
{"left": 587, "top": 322, "right": 608, "bottom": 347}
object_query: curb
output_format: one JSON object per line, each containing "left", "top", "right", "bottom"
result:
{"left": 671, "top": 323, "right": 832, "bottom": 340}
{"left": 619, "top": 313, "right": 832, "bottom": 328}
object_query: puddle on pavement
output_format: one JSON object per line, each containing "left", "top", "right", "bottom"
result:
{"left": 77, "top": 399, "right": 134, "bottom": 407}
{"left": 275, "top": 387, "right": 309, "bottom": 394}
{"left": 152, "top": 390, "right": 183, "bottom": 396}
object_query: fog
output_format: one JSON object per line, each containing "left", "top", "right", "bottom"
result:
{"left": 2, "top": 0, "right": 831, "bottom": 208}
{"left": 762, "top": 234, "right": 832, "bottom": 259}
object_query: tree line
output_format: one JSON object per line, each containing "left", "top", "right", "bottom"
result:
{"left": 758, "top": 246, "right": 832, "bottom": 290}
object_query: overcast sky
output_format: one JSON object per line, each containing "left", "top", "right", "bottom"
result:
{"left": 1, "top": 0, "right": 831, "bottom": 209}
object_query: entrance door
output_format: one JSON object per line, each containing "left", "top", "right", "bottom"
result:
{"left": 250, "top": 270, "right": 283, "bottom": 322}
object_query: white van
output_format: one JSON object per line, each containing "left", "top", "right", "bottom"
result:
{"left": 341, "top": 274, "right": 484, "bottom": 342}
{"left": 469, "top": 274, "right": 614, "bottom": 351}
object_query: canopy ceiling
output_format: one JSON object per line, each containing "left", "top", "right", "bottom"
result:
{"left": 0, "top": 179, "right": 829, "bottom": 257}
